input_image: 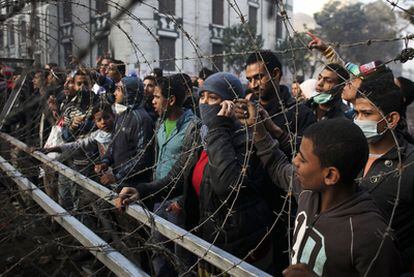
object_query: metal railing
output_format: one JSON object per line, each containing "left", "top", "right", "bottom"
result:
{"left": 0, "top": 155, "right": 148, "bottom": 276}
{"left": 0, "top": 132, "right": 270, "bottom": 277}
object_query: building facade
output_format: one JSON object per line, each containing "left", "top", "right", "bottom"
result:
{"left": 0, "top": 0, "right": 293, "bottom": 77}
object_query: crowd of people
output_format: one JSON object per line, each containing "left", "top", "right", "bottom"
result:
{"left": 0, "top": 32, "right": 413, "bottom": 276}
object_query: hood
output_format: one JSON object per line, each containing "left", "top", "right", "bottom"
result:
{"left": 120, "top": 76, "right": 144, "bottom": 107}
{"left": 322, "top": 189, "right": 382, "bottom": 218}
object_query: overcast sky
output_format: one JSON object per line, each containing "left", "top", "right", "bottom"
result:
{"left": 293, "top": 0, "right": 331, "bottom": 15}
{"left": 293, "top": 0, "right": 377, "bottom": 16}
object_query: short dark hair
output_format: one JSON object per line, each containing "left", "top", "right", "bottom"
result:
{"left": 173, "top": 73, "right": 193, "bottom": 91}
{"left": 303, "top": 118, "right": 369, "bottom": 185}
{"left": 198, "top": 67, "right": 215, "bottom": 80}
{"left": 397, "top": 76, "right": 414, "bottom": 107}
{"left": 143, "top": 75, "right": 156, "bottom": 83}
{"left": 112, "top": 59, "right": 126, "bottom": 77}
{"left": 152, "top": 67, "right": 163, "bottom": 78}
{"left": 245, "top": 50, "right": 283, "bottom": 77}
{"left": 156, "top": 76, "right": 186, "bottom": 107}
{"left": 324, "top": 63, "right": 349, "bottom": 83}
{"left": 92, "top": 102, "right": 114, "bottom": 119}
{"left": 357, "top": 72, "right": 402, "bottom": 115}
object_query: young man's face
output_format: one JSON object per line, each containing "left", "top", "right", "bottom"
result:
{"left": 197, "top": 78, "right": 205, "bottom": 88}
{"left": 152, "top": 86, "right": 169, "bottom": 116}
{"left": 144, "top": 79, "right": 156, "bottom": 97}
{"left": 342, "top": 77, "right": 361, "bottom": 102}
{"left": 94, "top": 111, "right": 114, "bottom": 132}
{"left": 46, "top": 70, "right": 59, "bottom": 86}
{"left": 114, "top": 85, "right": 124, "bottom": 104}
{"left": 246, "top": 62, "right": 279, "bottom": 101}
{"left": 73, "top": 75, "right": 89, "bottom": 92}
{"left": 64, "top": 76, "right": 76, "bottom": 97}
{"left": 316, "top": 69, "right": 339, "bottom": 93}
{"left": 293, "top": 137, "right": 326, "bottom": 191}
{"left": 107, "top": 63, "right": 121, "bottom": 83}
{"left": 354, "top": 98, "right": 383, "bottom": 122}
{"left": 99, "top": 58, "right": 111, "bottom": 76}
{"left": 32, "top": 72, "right": 43, "bottom": 89}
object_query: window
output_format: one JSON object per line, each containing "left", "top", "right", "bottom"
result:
{"left": 159, "top": 37, "right": 176, "bottom": 71}
{"left": 5, "top": 0, "right": 11, "bottom": 14}
{"left": 63, "top": 42, "right": 72, "bottom": 64}
{"left": 8, "top": 22, "right": 15, "bottom": 45}
{"left": 97, "top": 37, "right": 109, "bottom": 57}
{"left": 20, "top": 20, "right": 26, "bottom": 43}
{"left": 34, "top": 16, "right": 40, "bottom": 39}
{"left": 248, "top": 6, "right": 257, "bottom": 30}
{"left": 276, "top": 6, "right": 283, "bottom": 40}
{"left": 96, "top": 1, "right": 108, "bottom": 14}
{"left": 212, "top": 0, "right": 224, "bottom": 25}
{"left": 212, "top": 43, "right": 223, "bottom": 70}
{"left": 159, "top": 0, "right": 175, "bottom": 15}
{"left": 0, "top": 30, "right": 3, "bottom": 48}
{"left": 63, "top": 2, "right": 72, "bottom": 23}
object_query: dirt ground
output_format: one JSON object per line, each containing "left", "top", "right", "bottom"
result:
{"left": 0, "top": 176, "right": 114, "bottom": 277}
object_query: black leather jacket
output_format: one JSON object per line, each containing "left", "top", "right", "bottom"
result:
{"left": 360, "top": 138, "right": 414, "bottom": 269}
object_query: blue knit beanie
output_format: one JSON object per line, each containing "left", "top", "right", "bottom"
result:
{"left": 199, "top": 72, "right": 245, "bottom": 100}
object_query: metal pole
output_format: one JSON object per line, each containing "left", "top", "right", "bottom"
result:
{"left": 0, "top": 155, "right": 148, "bottom": 277}
{"left": 0, "top": 132, "right": 271, "bottom": 277}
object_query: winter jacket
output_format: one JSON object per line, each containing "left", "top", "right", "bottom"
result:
{"left": 254, "top": 133, "right": 402, "bottom": 276}
{"left": 263, "top": 85, "right": 316, "bottom": 158}
{"left": 121, "top": 112, "right": 201, "bottom": 201}
{"left": 155, "top": 109, "right": 200, "bottom": 180}
{"left": 306, "top": 97, "right": 349, "bottom": 121}
{"left": 101, "top": 106, "right": 154, "bottom": 185}
{"left": 60, "top": 91, "right": 97, "bottom": 142}
{"left": 188, "top": 116, "right": 271, "bottom": 258}
{"left": 129, "top": 116, "right": 272, "bottom": 259}
{"left": 360, "top": 138, "right": 414, "bottom": 268}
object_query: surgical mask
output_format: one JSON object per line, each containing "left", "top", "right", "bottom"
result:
{"left": 313, "top": 93, "right": 333, "bottom": 105}
{"left": 354, "top": 119, "right": 387, "bottom": 143}
{"left": 199, "top": 103, "right": 222, "bottom": 127}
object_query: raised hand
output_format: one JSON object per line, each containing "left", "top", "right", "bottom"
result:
{"left": 217, "top": 100, "right": 236, "bottom": 118}
{"left": 306, "top": 31, "right": 328, "bottom": 52}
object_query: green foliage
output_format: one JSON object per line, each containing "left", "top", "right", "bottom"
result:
{"left": 314, "top": 0, "right": 401, "bottom": 64}
{"left": 278, "top": 32, "right": 319, "bottom": 79}
{"left": 222, "top": 24, "right": 264, "bottom": 74}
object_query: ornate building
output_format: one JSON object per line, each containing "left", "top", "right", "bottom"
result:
{"left": 0, "top": 0, "right": 293, "bottom": 76}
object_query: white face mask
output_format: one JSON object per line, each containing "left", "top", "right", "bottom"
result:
{"left": 354, "top": 119, "right": 388, "bottom": 143}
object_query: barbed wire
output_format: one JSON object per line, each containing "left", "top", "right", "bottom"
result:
{"left": 0, "top": 0, "right": 413, "bottom": 276}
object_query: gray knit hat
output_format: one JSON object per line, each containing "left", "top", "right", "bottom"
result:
{"left": 199, "top": 72, "right": 244, "bottom": 100}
